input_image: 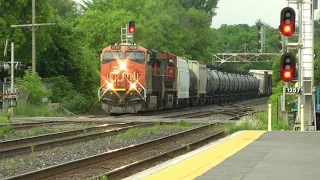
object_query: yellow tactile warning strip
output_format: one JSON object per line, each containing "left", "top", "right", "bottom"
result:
{"left": 143, "top": 130, "right": 266, "bottom": 180}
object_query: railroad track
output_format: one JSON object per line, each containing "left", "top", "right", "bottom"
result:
{"left": 0, "top": 121, "right": 75, "bottom": 130}
{"left": 161, "top": 97, "right": 267, "bottom": 119}
{"left": 0, "top": 120, "right": 108, "bottom": 130}
{"left": 0, "top": 122, "right": 158, "bottom": 158}
{"left": 4, "top": 123, "right": 224, "bottom": 180}
{"left": 0, "top": 122, "right": 150, "bottom": 151}
{"left": 85, "top": 97, "right": 269, "bottom": 118}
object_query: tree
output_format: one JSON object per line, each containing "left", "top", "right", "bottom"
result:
{"left": 16, "top": 68, "right": 51, "bottom": 105}
{"left": 179, "top": 0, "right": 218, "bottom": 17}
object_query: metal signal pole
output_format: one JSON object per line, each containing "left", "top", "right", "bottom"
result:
{"left": 287, "top": 0, "right": 316, "bottom": 131}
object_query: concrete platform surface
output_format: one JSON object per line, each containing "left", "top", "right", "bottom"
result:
{"left": 197, "top": 131, "right": 320, "bottom": 180}
{"left": 125, "top": 130, "right": 320, "bottom": 180}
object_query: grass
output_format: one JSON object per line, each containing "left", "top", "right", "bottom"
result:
{"left": 119, "top": 120, "right": 199, "bottom": 140}
{"left": 225, "top": 110, "right": 292, "bottom": 135}
{"left": 23, "top": 129, "right": 55, "bottom": 137}
{"left": 13, "top": 100, "right": 62, "bottom": 117}
{"left": 0, "top": 112, "right": 15, "bottom": 138}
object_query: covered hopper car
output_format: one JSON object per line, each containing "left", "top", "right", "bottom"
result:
{"left": 98, "top": 43, "right": 268, "bottom": 114}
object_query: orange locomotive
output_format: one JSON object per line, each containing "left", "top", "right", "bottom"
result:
{"left": 98, "top": 43, "right": 178, "bottom": 113}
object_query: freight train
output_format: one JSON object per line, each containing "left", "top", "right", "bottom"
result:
{"left": 98, "top": 43, "right": 270, "bottom": 114}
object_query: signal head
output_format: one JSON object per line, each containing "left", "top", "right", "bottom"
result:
{"left": 128, "top": 21, "right": 135, "bottom": 33}
{"left": 280, "top": 52, "right": 296, "bottom": 82}
{"left": 280, "top": 7, "right": 295, "bottom": 36}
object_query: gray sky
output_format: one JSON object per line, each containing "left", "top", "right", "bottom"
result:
{"left": 212, "top": 0, "right": 320, "bottom": 28}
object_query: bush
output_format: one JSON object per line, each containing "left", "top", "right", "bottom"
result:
{"left": 47, "top": 75, "right": 76, "bottom": 103}
{"left": 61, "top": 93, "right": 91, "bottom": 114}
{"left": 45, "top": 75, "right": 94, "bottom": 115}
{"left": 16, "top": 68, "right": 51, "bottom": 105}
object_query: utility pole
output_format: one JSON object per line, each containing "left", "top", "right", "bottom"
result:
{"left": 32, "top": 0, "right": 36, "bottom": 72}
{"left": 10, "top": 0, "right": 55, "bottom": 72}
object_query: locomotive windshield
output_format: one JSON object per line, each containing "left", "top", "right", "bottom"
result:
{"left": 125, "top": 52, "right": 145, "bottom": 64}
{"left": 102, "top": 52, "right": 123, "bottom": 64}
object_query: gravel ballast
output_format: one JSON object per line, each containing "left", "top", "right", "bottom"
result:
{"left": 0, "top": 124, "right": 199, "bottom": 179}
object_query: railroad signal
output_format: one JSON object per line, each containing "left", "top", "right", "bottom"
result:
{"left": 4, "top": 77, "right": 11, "bottom": 83}
{"left": 280, "top": 7, "right": 296, "bottom": 36}
{"left": 278, "top": 35, "right": 283, "bottom": 52}
{"left": 245, "top": 41, "right": 249, "bottom": 51}
{"left": 257, "top": 23, "right": 263, "bottom": 53}
{"left": 128, "top": 21, "right": 135, "bottom": 33}
{"left": 280, "top": 53, "right": 296, "bottom": 82}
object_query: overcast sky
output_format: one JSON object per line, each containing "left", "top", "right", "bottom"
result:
{"left": 212, "top": 0, "right": 320, "bottom": 28}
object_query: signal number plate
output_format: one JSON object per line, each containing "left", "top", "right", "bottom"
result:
{"left": 285, "top": 87, "right": 301, "bottom": 94}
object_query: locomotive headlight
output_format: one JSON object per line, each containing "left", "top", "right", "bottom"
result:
{"left": 119, "top": 62, "right": 126, "bottom": 70}
{"left": 130, "top": 83, "right": 136, "bottom": 89}
{"left": 107, "top": 83, "right": 113, "bottom": 89}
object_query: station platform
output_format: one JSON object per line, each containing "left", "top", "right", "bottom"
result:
{"left": 124, "top": 130, "right": 320, "bottom": 180}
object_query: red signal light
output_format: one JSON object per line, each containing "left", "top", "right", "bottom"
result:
{"left": 284, "top": 70, "right": 292, "bottom": 78}
{"left": 280, "top": 7, "right": 295, "bottom": 36}
{"left": 282, "top": 70, "right": 293, "bottom": 81}
{"left": 284, "top": 25, "right": 291, "bottom": 33}
{"left": 129, "top": 27, "right": 135, "bottom": 33}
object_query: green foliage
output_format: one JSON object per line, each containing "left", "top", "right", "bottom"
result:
{"left": 177, "top": 120, "right": 189, "bottom": 127}
{"left": 268, "top": 82, "right": 296, "bottom": 112}
{"left": 314, "top": 41, "right": 320, "bottom": 85}
{"left": 0, "top": 112, "right": 11, "bottom": 123}
{"left": 179, "top": 0, "right": 218, "bottom": 17}
{"left": 61, "top": 93, "right": 91, "bottom": 114}
{"left": 47, "top": 75, "right": 76, "bottom": 103}
{"left": 44, "top": 75, "right": 96, "bottom": 115}
{"left": 16, "top": 68, "right": 52, "bottom": 105}
{"left": 9, "top": 158, "right": 16, "bottom": 172}
{"left": 272, "top": 56, "right": 281, "bottom": 87}
{"left": 0, "top": 125, "right": 15, "bottom": 138}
